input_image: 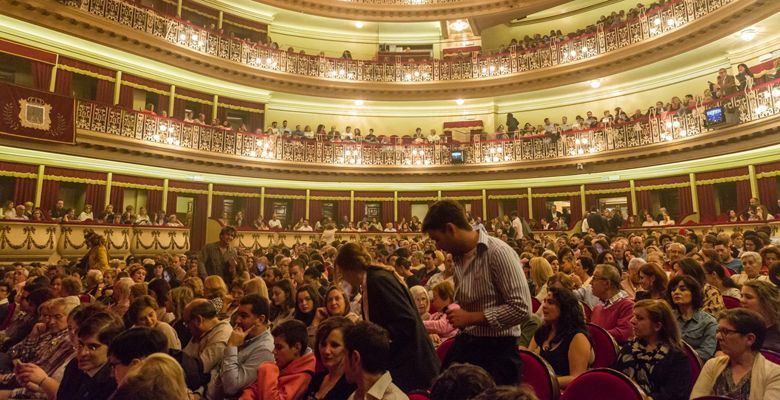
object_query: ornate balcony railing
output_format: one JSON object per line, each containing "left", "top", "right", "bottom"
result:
{"left": 75, "top": 79, "right": 780, "bottom": 167}
{"left": 64, "top": 0, "right": 733, "bottom": 83}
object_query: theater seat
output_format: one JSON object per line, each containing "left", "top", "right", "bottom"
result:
{"left": 586, "top": 323, "right": 619, "bottom": 368}
{"left": 560, "top": 368, "right": 644, "bottom": 400}
{"left": 532, "top": 297, "right": 541, "bottom": 313}
{"left": 437, "top": 338, "right": 455, "bottom": 363}
{"left": 722, "top": 295, "right": 741, "bottom": 309}
{"left": 580, "top": 301, "right": 592, "bottom": 322}
{"left": 691, "top": 397, "right": 734, "bottom": 400}
{"left": 408, "top": 391, "right": 431, "bottom": 400}
{"left": 761, "top": 349, "right": 780, "bottom": 364}
{"left": 682, "top": 341, "right": 703, "bottom": 394}
{"left": 518, "top": 349, "right": 560, "bottom": 400}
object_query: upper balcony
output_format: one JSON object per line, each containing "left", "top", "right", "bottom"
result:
{"left": 3, "top": 0, "right": 777, "bottom": 100}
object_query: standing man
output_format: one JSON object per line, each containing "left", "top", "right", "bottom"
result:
{"left": 200, "top": 226, "right": 238, "bottom": 281}
{"left": 510, "top": 212, "right": 524, "bottom": 241}
{"left": 423, "top": 200, "right": 531, "bottom": 385}
{"left": 585, "top": 207, "right": 608, "bottom": 235}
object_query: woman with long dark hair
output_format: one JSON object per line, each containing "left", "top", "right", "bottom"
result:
{"left": 529, "top": 287, "right": 592, "bottom": 388}
{"left": 269, "top": 279, "right": 295, "bottom": 327}
{"left": 294, "top": 284, "right": 323, "bottom": 327}
{"left": 667, "top": 275, "right": 717, "bottom": 361}
{"left": 704, "top": 260, "right": 741, "bottom": 298}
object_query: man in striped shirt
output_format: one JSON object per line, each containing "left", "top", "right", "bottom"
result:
{"left": 423, "top": 200, "right": 532, "bottom": 385}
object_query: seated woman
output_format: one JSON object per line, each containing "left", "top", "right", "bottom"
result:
{"left": 294, "top": 285, "right": 323, "bottom": 347}
{"left": 302, "top": 317, "right": 357, "bottom": 400}
{"left": 529, "top": 287, "right": 592, "bottom": 389}
{"left": 204, "top": 275, "right": 229, "bottom": 313}
{"left": 667, "top": 275, "right": 717, "bottom": 362}
{"left": 636, "top": 262, "right": 668, "bottom": 301}
{"left": 270, "top": 280, "right": 296, "bottom": 327}
{"left": 673, "top": 257, "right": 725, "bottom": 317}
{"left": 703, "top": 260, "right": 741, "bottom": 298}
{"left": 691, "top": 308, "right": 780, "bottom": 399}
{"left": 409, "top": 285, "right": 431, "bottom": 321}
{"left": 613, "top": 300, "right": 691, "bottom": 400}
{"left": 530, "top": 257, "right": 554, "bottom": 302}
{"left": 740, "top": 280, "right": 780, "bottom": 353}
{"left": 128, "top": 295, "right": 181, "bottom": 350}
{"left": 423, "top": 281, "right": 459, "bottom": 346}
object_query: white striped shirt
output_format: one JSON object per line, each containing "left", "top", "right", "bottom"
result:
{"left": 453, "top": 229, "right": 532, "bottom": 337}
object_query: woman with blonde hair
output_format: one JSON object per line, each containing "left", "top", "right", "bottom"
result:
{"left": 741, "top": 280, "right": 780, "bottom": 352}
{"left": 335, "top": 242, "right": 439, "bottom": 392}
{"left": 204, "top": 275, "right": 229, "bottom": 313}
{"left": 167, "top": 286, "right": 194, "bottom": 345}
{"left": 242, "top": 277, "right": 269, "bottom": 299}
{"left": 112, "top": 353, "right": 189, "bottom": 400}
{"left": 530, "top": 256, "right": 554, "bottom": 301}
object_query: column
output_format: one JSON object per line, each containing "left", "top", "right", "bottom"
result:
{"left": 217, "top": 11, "right": 224, "bottom": 30}
{"left": 168, "top": 85, "right": 176, "bottom": 117}
{"left": 393, "top": 191, "right": 398, "bottom": 222}
{"left": 305, "top": 189, "right": 310, "bottom": 219}
{"left": 629, "top": 179, "right": 637, "bottom": 216}
{"left": 580, "top": 184, "right": 586, "bottom": 216}
{"left": 748, "top": 165, "right": 759, "bottom": 199}
{"left": 527, "top": 187, "right": 533, "bottom": 219}
{"left": 260, "top": 187, "right": 265, "bottom": 217}
{"left": 48, "top": 55, "right": 58, "bottom": 93}
{"left": 437, "top": 190, "right": 442, "bottom": 201}
{"left": 105, "top": 173, "right": 113, "bottom": 209}
{"left": 206, "top": 183, "right": 214, "bottom": 218}
{"left": 176, "top": 0, "right": 183, "bottom": 17}
{"left": 212, "top": 95, "right": 219, "bottom": 122}
{"left": 162, "top": 179, "right": 169, "bottom": 212}
{"left": 113, "top": 71, "right": 122, "bottom": 105}
{"left": 689, "top": 173, "right": 699, "bottom": 214}
{"left": 34, "top": 165, "right": 45, "bottom": 207}
{"left": 350, "top": 191, "right": 355, "bottom": 222}
{"left": 481, "top": 189, "right": 487, "bottom": 221}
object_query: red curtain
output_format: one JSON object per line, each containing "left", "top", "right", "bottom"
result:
{"left": 217, "top": 107, "right": 228, "bottom": 123}
{"left": 532, "top": 197, "right": 547, "bottom": 222}
{"left": 309, "top": 200, "right": 323, "bottom": 224}
{"left": 39, "top": 180, "right": 59, "bottom": 215}
{"left": 95, "top": 80, "right": 114, "bottom": 104}
{"left": 635, "top": 190, "right": 651, "bottom": 216}
{"left": 569, "top": 195, "right": 582, "bottom": 222}
{"left": 119, "top": 85, "right": 134, "bottom": 108}
{"left": 173, "top": 97, "right": 186, "bottom": 119}
{"left": 486, "top": 199, "right": 499, "bottom": 220}
{"left": 697, "top": 184, "right": 717, "bottom": 223}
{"left": 354, "top": 200, "right": 365, "bottom": 221}
{"left": 244, "top": 197, "right": 259, "bottom": 226}
{"left": 211, "top": 195, "right": 225, "bottom": 218}
{"left": 292, "top": 199, "right": 306, "bottom": 223}
{"left": 13, "top": 178, "right": 36, "bottom": 204}
{"left": 84, "top": 184, "right": 105, "bottom": 211}
{"left": 338, "top": 199, "right": 351, "bottom": 223}
{"left": 518, "top": 197, "right": 529, "bottom": 219}
{"left": 54, "top": 69, "right": 73, "bottom": 97}
{"left": 109, "top": 186, "right": 124, "bottom": 211}
{"left": 397, "top": 201, "right": 412, "bottom": 222}
{"left": 166, "top": 191, "right": 178, "bottom": 215}
{"left": 585, "top": 194, "right": 599, "bottom": 211}
{"left": 678, "top": 186, "right": 693, "bottom": 221}
{"left": 147, "top": 190, "right": 162, "bottom": 215}
{"left": 471, "top": 199, "right": 483, "bottom": 220}
{"left": 31, "top": 61, "right": 52, "bottom": 91}
{"left": 190, "top": 194, "right": 208, "bottom": 251}
{"left": 157, "top": 93, "right": 170, "bottom": 116}
{"left": 758, "top": 177, "right": 777, "bottom": 210}
{"left": 736, "top": 180, "right": 752, "bottom": 213}
{"left": 249, "top": 112, "right": 263, "bottom": 133}
{"left": 382, "top": 201, "right": 394, "bottom": 224}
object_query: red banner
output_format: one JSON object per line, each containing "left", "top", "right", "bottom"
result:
{"left": 0, "top": 82, "right": 75, "bottom": 144}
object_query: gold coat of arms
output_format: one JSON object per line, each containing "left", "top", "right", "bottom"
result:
{"left": 18, "top": 97, "right": 52, "bottom": 130}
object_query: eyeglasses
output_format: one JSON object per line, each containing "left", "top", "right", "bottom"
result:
{"left": 75, "top": 342, "right": 104, "bottom": 353}
{"left": 716, "top": 327, "right": 742, "bottom": 337}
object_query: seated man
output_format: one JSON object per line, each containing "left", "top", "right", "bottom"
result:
{"left": 590, "top": 264, "right": 634, "bottom": 343}
{"left": 208, "top": 294, "right": 274, "bottom": 399}
{"left": 240, "top": 319, "right": 315, "bottom": 400}
{"left": 343, "top": 322, "right": 408, "bottom": 400}
{"left": 182, "top": 299, "right": 232, "bottom": 377}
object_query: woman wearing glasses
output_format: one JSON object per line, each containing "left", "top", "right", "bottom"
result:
{"left": 691, "top": 308, "right": 780, "bottom": 399}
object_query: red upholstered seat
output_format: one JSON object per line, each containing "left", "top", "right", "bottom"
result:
{"left": 518, "top": 349, "right": 560, "bottom": 400}
{"left": 722, "top": 295, "right": 741, "bottom": 309}
{"left": 580, "top": 301, "right": 592, "bottom": 322}
{"left": 437, "top": 338, "right": 455, "bottom": 364}
{"left": 761, "top": 349, "right": 780, "bottom": 364}
{"left": 560, "top": 368, "right": 644, "bottom": 400}
{"left": 586, "top": 323, "right": 619, "bottom": 368}
{"left": 691, "top": 396, "right": 734, "bottom": 400}
{"left": 682, "top": 341, "right": 703, "bottom": 394}
{"left": 532, "top": 297, "right": 541, "bottom": 313}
{"left": 407, "top": 391, "right": 431, "bottom": 400}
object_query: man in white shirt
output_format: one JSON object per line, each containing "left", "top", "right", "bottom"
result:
{"left": 268, "top": 121, "right": 280, "bottom": 135}
{"left": 511, "top": 212, "right": 524, "bottom": 240}
{"left": 296, "top": 219, "right": 313, "bottom": 231}
{"left": 268, "top": 215, "right": 283, "bottom": 229}
{"left": 383, "top": 222, "right": 397, "bottom": 233}
{"left": 78, "top": 204, "right": 94, "bottom": 221}
{"left": 426, "top": 129, "right": 440, "bottom": 143}
{"left": 281, "top": 120, "right": 291, "bottom": 135}
{"left": 344, "top": 322, "right": 408, "bottom": 400}
{"left": 559, "top": 116, "right": 572, "bottom": 131}
{"left": 6, "top": 205, "right": 28, "bottom": 220}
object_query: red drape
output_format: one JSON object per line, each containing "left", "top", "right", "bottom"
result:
{"left": 157, "top": 93, "right": 170, "bottom": 116}
{"left": 678, "top": 186, "right": 693, "bottom": 221}
{"left": 309, "top": 200, "right": 323, "bottom": 224}
{"left": 518, "top": 197, "right": 529, "bottom": 219}
{"left": 31, "top": 61, "right": 52, "bottom": 91}
{"left": 84, "top": 184, "right": 106, "bottom": 211}
{"left": 354, "top": 200, "right": 365, "bottom": 221}
{"left": 211, "top": 195, "right": 225, "bottom": 218}
{"left": 190, "top": 194, "right": 208, "bottom": 251}
{"left": 147, "top": 190, "right": 162, "bottom": 215}
{"left": 758, "top": 177, "right": 777, "bottom": 210}
{"left": 244, "top": 197, "right": 259, "bottom": 226}
{"left": 95, "top": 80, "right": 114, "bottom": 104}
{"left": 166, "top": 191, "right": 178, "bottom": 215}
{"left": 217, "top": 107, "right": 227, "bottom": 123}
{"left": 13, "top": 178, "right": 36, "bottom": 204}
{"left": 173, "top": 97, "right": 186, "bottom": 119}
{"left": 249, "top": 112, "right": 263, "bottom": 133}
{"left": 736, "top": 180, "right": 752, "bottom": 213}
{"left": 486, "top": 199, "right": 499, "bottom": 220}
{"left": 292, "top": 199, "right": 306, "bottom": 223}
{"left": 382, "top": 201, "right": 394, "bottom": 224}
{"left": 109, "top": 186, "right": 124, "bottom": 211}
{"left": 697, "top": 184, "right": 717, "bottom": 223}
{"left": 119, "top": 85, "right": 134, "bottom": 108}
{"left": 635, "top": 191, "right": 651, "bottom": 215}
{"left": 569, "top": 195, "right": 582, "bottom": 222}
{"left": 39, "top": 180, "right": 59, "bottom": 215}
{"left": 471, "top": 199, "right": 483, "bottom": 220}
{"left": 585, "top": 194, "right": 599, "bottom": 211}
{"left": 397, "top": 201, "right": 412, "bottom": 222}
{"left": 54, "top": 69, "right": 73, "bottom": 97}
{"left": 532, "top": 197, "right": 547, "bottom": 222}
{"left": 338, "top": 199, "right": 351, "bottom": 223}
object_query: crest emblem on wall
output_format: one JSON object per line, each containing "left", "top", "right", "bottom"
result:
{"left": 18, "top": 97, "right": 52, "bottom": 131}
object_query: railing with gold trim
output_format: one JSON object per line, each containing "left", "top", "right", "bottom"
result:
{"left": 0, "top": 220, "right": 190, "bottom": 263}
{"left": 76, "top": 79, "right": 780, "bottom": 166}
{"left": 62, "top": 0, "right": 732, "bottom": 83}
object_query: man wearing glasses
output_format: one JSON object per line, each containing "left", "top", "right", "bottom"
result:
{"left": 590, "top": 263, "right": 634, "bottom": 343}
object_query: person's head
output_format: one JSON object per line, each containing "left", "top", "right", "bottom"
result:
{"left": 703, "top": 260, "right": 738, "bottom": 290}
{"left": 111, "top": 353, "right": 189, "bottom": 400}
{"left": 314, "top": 316, "right": 354, "bottom": 371}
{"left": 44, "top": 297, "right": 79, "bottom": 332}
{"left": 409, "top": 285, "right": 430, "bottom": 317}
{"left": 108, "top": 327, "right": 169, "bottom": 384}
{"left": 717, "top": 309, "right": 767, "bottom": 357}
{"left": 271, "top": 319, "right": 309, "bottom": 369}
{"left": 430, "top": 363, "right": 496, "bottom": 400}
{"left": 334, "top": 242, "right": 374, "bottom": 288}
{"left": 219, "top": 226, "right": 237, "bottom": 246}
{"left": 271, "top": 279, "right": 295, "bottom": 310}
{"left": 591, "top": 264, "right": 621, "bottom": 300}
{"left": 529, "top": 257, "right": 554, "bottom": 290}
{"left": 128, "top": 264, "right": 147, "bottom": 283}
{"left": 714, "top": 240, "right": 732, "bottom": 263}
{"left": 673, "top": 257, "right": 706, "bottom": 286}
{"left": 667, "top": 275, "right": 704, "bottom": 311}
{"left": 667, "top": 242, "right": 686, "bottom": 263}
{"left": 76, "top": 311, "right": 125, "bottom": 374}
{"left": 422, "top": 200, "right": 473, "bottom": 255}
{"left": 234, "top": 293, "right": 270, "bottom": 333}
{"left": 631, "top": 300, "right": 682, "bottom": 350}
{"left": 128, "top": 295, "right": 160, "bottom": 328}
{"left": 740, "top": 251, "right": 762, "bottom": 278}
{"left": 324, "top": 286, "right": 351, "bottom": 317}
{"left": 343, "top": 322, "right": 390, "bottom": 383}
{"left": 24, "top": 288, "right": 55, "bottom": 315}
{"left": 183, "top": 299, "right": 219, "bottom": 340}
{"left": 289, "top": 263, "right": 304, "bottom": 286}
{"left": 740, "top": 280, "right": 780, "bottom": 325}
{"left": 204, "top": 275, "right": 228, "bottom": 299}
{"left": 539, "top": 286, "right": 585, "bottom": 333}
{"left": 638, "top": 262, "right": 667, "bottom": 296}
{"left": 168, "top": 286, "right": 193, "bottom": 319}
{"left": 431, "top": 281, "right": 455, "bottom": 311}
{"left": 295, "top": 284, "right": 322, "bottom": 316}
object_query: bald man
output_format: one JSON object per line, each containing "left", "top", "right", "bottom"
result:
{"left": 182, "top": 299, "right": 233, "bottom": 375}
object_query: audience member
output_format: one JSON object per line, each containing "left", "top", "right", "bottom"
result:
{"left": 590, "top": 263, "right": 634, "bottom": 343}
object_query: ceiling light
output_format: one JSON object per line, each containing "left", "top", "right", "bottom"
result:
{"left": 354, "top": 100, "right": 364, "bottom": 106}
{"left": 759, "top": 53, "right": 774, "bottom": 62}
{"left": 589, "top": 79, "right": 601, "bottom": 89}
{"left": 355, "top": 21, "right": 364, "bottom": 29}
{"left": 740, "top": 29, "right": 757, "bottom": 41}
{"left": 450, "top": 20, "right": 469, "bottom": 32}
{"left": 455, "top": 98, "right": 465, "bottom": 105}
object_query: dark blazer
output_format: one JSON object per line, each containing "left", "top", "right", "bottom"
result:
{"left": 365, "top": 266, "right": 440, "bottom": 392}
{"left": 586, "top": 212, "right": 608, "bottom": 234}
{"left": 199, "top": 242, "right": 237, "bottom": 280}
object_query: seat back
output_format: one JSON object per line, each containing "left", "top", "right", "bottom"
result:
{"left": 682, "top": 341, "right": 703, "bottom": 394}
{"left": 532, "top": 297, "right": 541, "bottom": 313}
{"left": 437, "top": 338, "right": 455, "bottom": 364}
{"left": 761, "top": 349, "right": 780, "bottom": 364}
{"left": 408, "top": 391, "right": 431, "bottom": 400}
{"left": 691, "top": 396, "right": 735, "bottom": 400}
{"left": 518, "top": 349, "right": 560, "bottom": 400}
{"left": 560, "top": 368, "right": 644, "bottom": 400}
{"left": 580, "top": 301, "right": 592, "bottom": 322}
{"left": 722, "top": 295, "right": 741, "bottom": 309}
{"left": 586, "top": 323, "right": 619, "bottom": 368}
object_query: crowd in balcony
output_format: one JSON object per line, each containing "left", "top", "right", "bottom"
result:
{"left": 0, "top": 195, "right": 779, "bottom": 400}
{"left": 1, "top": 200, "right": 187, "bottom": 227}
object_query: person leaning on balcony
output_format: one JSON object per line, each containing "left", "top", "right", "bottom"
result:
{"left": 715, "top": 68, "right": 737, "bottom": 97}
{"left": 506, "top": 113, "right": 519, "bottom": 135}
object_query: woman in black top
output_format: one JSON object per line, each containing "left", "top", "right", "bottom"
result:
{"left": 304, "top": 317, "right": 357, "bottom": 400}
{"left": 613, "top": 299, "right": 691, "bottom": 400}
{"left": 529, "top": 287, "right": 592, "bottom": 389}
{"left": 735, "top": 63, "right": 754, "bottom": 91}
{"left": 335, "top": 242, "right": 439, "bottom": 392}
